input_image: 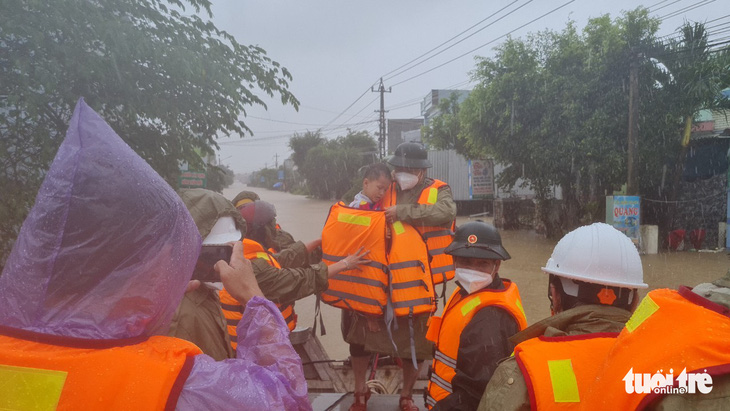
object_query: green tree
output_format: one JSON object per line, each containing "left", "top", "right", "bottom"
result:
{"left": 422, "top": 94, "right": 468, "bottom": 153}
{"left": 289, "top": 131, "right": 325, "bottom": 169}
{"left": 460, "top": 8, "right": 671, "bottom": 236}
{"left": 0, "top": 0, "right": 298, "bottom": 266}
{"left": 296, "top": 130, "right": 377, "bottom": 200}
{"left": 659, "top": 23, "right": 730, "bottom": 206}
{"left": 206, "top": 163, "right": 235, "bottom": 193}
{"left": 249, "top": 167, "right": 281, "bottom": 190}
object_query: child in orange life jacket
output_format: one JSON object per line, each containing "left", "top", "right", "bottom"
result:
{"left": 349, "top": 162, "right": 392, "bottom": 210}
{"left": 344, "top": 162, "right": 392, "bottom": 411}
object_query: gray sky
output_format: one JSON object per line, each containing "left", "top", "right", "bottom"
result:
{"left": 206, "top": 0, "right": 728, "bottom": 174}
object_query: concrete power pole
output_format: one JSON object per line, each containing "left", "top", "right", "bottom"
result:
{"left": 627, "top": 50, "right": 640, "bottom": 195}
{"left": 372, "top": 78, "right": 391, "bottom": 159}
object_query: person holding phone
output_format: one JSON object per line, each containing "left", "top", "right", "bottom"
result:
{"left": 218, "top": 200, "right": 369, "bottom": 351}
{"left": 0, "top": 99, "right": 309, "bottom": 410}
{"left": 169, "top": 188, "right": 248, "bottom": 360}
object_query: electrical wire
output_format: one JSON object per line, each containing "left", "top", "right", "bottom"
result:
{"left": 382, "top": 0, "right": 533, "bottom": 82}
{"left": 658, "top": 0, "right": 718, "bottom": 21}
{"left": 649, "top": 0, "right": 684, "bottom": 13}
{"left": 391, "top": 0, "right": 575, "bottom": 87}
{"left": 380, "top": 0, "right": 522, "bottom": 80}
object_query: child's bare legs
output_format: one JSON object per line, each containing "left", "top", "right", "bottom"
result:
{"left": 400, "top": 360, "right": 425, "bottom": 399}
{"left": 351, "top": 355, "right": 371, "bottom": 395}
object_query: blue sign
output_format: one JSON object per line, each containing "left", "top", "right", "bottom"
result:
{"left": 612, "top": 196, "right": 640, "bottom": 244}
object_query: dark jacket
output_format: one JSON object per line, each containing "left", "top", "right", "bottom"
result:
{"left": 433, "top": 275, "right": 521, "bottom": 411}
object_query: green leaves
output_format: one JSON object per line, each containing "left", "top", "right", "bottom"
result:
{"left": 459, "top": 7, "right": 689, "bottom": 234}
{"left": 287, "top": 130, "right": 378, "bottom": 200}
{"left": 0, "top": 0, "right": 298, "bottom": 267}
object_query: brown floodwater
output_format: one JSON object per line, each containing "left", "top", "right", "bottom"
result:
{"left": 223, "top": 182, "right": 729, "bottom": 362}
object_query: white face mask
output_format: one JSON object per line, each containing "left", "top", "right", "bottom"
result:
{"left": 455, "top": 267, "right": 494, "bottom": 294}
{"left": 394, "top": 172, "right": 419, "bottom": 191}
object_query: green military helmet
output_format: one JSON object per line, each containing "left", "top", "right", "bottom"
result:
{"left": 387, "top": 142, "right": 432, "bottom": 169}
{"left": 444, "top": 221, "right": 511, "bottom": 260}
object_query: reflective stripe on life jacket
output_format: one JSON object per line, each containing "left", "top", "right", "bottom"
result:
{"left": 220, "top": 238, "right": 296, "bottom": 351}
{"left": 513, "top": 333, "right": 618, "bottom": 411}
{"left": 425, "top": 281, "right": 527, "bottom": 408}
{"left": 382, "top": 180, "right": 456, "bottom": 286}
{"left": 0, "top": 326, "right": 201, "bottom": 411}
{"left": 584, "top": 287, "right": 730, "bottom": 410}
{"left": 320, "top": 202, "right": 389, "bottom": 315}
{"left": 388, "top": 220, "right": 434, "bottom": 317}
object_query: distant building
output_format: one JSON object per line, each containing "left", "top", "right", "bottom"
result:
{"left": 421, "top": 89, "right": 470, "bottom": 124}
{"left": 387, "top": 118, "right": 424, "bottom": 154}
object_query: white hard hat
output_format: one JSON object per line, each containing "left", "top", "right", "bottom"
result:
{"left": 542, "top": 223, "right": 647, "bottom": 289}
{"left": 202, "top": 216, "right": 242, "bottom": 245}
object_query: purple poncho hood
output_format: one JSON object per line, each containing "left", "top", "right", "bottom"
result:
{"left": 0, "top": 99, "right": 201, "bottom": 339}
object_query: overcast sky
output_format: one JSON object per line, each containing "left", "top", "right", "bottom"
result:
{"left": 204, "top": 0, "right": 728, "bottom": 174}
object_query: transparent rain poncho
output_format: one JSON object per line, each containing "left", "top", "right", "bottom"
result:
{"left": 0, "top": 99, "right": 310, "bottom": 410}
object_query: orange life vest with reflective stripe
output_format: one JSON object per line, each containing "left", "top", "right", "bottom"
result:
{"left": 320, "top": 202, "right": 389, "bottom": 315}
{"left": 220, "top": 239, "right": 296, "bottom": 351}
{"left": 0, "top": 325, "right": 201, "bottom": 411}
{"left": 514, "top": 333, "right": 618, "bottom": 411}
{"left": 321, "top": 202, "right": 435, "bottom": 317}
{"left": 584, "top": 287, "right": 730, "bottom": 410}
{"left": 382, "top": 180, "right": 456, "bottom": 286}
{"left": 388, "top": 220, "right": 435, "bottom": 317}
{"left": 425, "top": 281, "right": 527, "bottom": 408}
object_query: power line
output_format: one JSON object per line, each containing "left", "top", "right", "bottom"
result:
{"left": 659, "top": 13, "right": 730, "bottom": 35}
{"left": 658, "top": 0, "right": 718, "bottom": 21}
{"left": 657, "top": 17, "right": 730, "bottom": 43}
{"left": 384, "top": 79, "right": 474, "bottom": 113}
{"left": 383, "top": 0, "right": 536, "bottom": 83}
{"left": 318, "top": 82, "right": 379, "bottom": 135}
{"left": 391, "top": 0, "right": 575, "bottom": 87}
{"left": 247, "top": 115, "right": 354, "bottom": 127}
{"left": 321, "top": 96, "right": 380, "bottom": 138}
{"left": 218, "top": 118, "right": 379, "bottom": 146}
{"left": 299, "top": 104, "right": 374, "bottom": 120}
{"left": 380, "top": 0, "right": 524, "bottom": 81}
{"left": 649, "top": 0, "right": 683, "bottom": 13}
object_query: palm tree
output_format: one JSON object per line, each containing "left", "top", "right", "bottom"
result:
{"left": 658, "top": 22, "right": 730, "bottom": 219}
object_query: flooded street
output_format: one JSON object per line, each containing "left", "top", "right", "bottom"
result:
{"left": 223, "top": 182, "right": 729, "bottom": 362}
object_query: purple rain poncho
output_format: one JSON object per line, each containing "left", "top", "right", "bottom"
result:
{"left": 0, "top": 99, "right": 311, "bottom": 410}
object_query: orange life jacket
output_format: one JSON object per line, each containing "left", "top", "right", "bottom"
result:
{"left": 425, "top": 281, "right": 527, "bottom": 408}
{"left": 513, "top": 333, "right": 619, "bottom": 411}
{"left": 388, "top": 220, "right": 435, "bottom": 317}
{"left": 320, "top": 202, "right": 435, "bottom": 317}
{"left": 382, "top": 180, "right": 456, "bottom": 287}
{"left": 220, "top": 239, "right": 296, "bottom": 351}
{"left": 320, "top": 202, "right": 390, "bottom": 315}
{"left": 0, "top": 325, "right": 201, "bottom": 411}
{"left": 583, "top": 287, "right": 730, "bottom": 410}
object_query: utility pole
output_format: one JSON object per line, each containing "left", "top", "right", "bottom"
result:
{"left": 627, "top": 49, "right": 640, "bottom": 196}
{"left": 372, "top": 78, "right": 391, "bottom": 159}
{"left": 274, "top": 153, "right": 279, "bottom": 168}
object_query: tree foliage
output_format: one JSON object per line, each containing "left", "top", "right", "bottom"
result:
{"left": 459, "top": 8, "right": 691, "bottom": 236}
{"left": 206, "top": 163, "right": 235, "bottom": 193}
{"left": 422, "top": 93, "right": 469, "bottom": 153}
{"left": 0, "top": 0, "right": 298, "bottom": 265}
{"left": 657, "top": 23, "right": 730, "bottom": 208}
{"left": 289, "top": 130, "right": 377, "bottom": 200}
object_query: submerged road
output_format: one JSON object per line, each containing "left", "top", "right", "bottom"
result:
{"left": 223, "top": 181, "right": 728, "bottom": 362}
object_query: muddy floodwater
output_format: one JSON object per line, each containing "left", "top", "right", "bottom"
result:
{"left": 223, "top": 182, "right": 729, "bottom": 362}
